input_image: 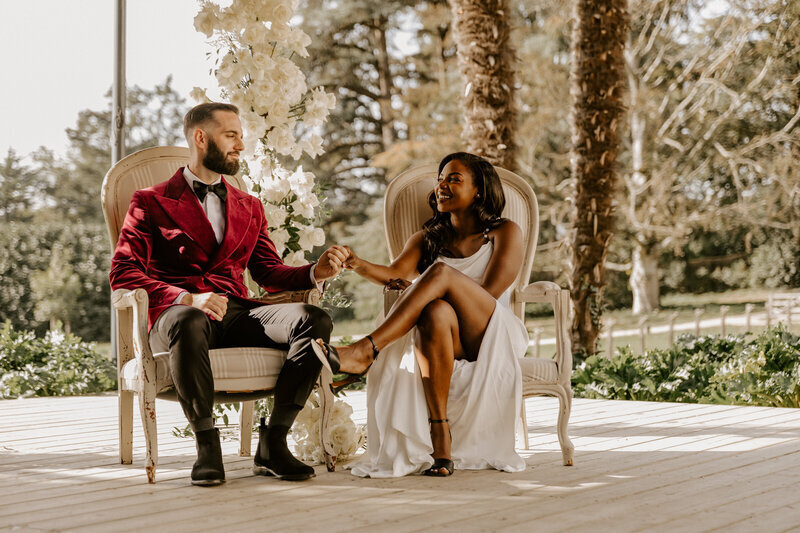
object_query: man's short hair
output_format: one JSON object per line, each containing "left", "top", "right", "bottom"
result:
{"left": 183, "top": 102, "right": 239, "bottom": 141}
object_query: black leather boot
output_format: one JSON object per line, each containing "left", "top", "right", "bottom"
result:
{"left": 253, "top": 418, "right": 315, "bottom": 481}
{"left": 191, "top": 428, "right": 225, "bottom": 486}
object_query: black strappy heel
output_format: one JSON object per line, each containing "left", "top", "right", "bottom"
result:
{"left": 423, "top": 419, "right": 454, "bottom": 477}
{"left": 312, "top": 335, "right": 380, "bottom": 392}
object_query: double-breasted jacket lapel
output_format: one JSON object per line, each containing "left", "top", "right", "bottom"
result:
{"left": 207, "top": 178, "right": 255, "bottom": 272}
{"left": 152, "top": 171, "right": 218, "bottom": 258}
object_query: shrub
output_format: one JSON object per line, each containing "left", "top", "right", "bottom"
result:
{"left": 573, "top": 328, "right": 800, "bottom": 407}
{"left": 0, "top": 323, "right": 116, "bottom": 399}
{"left": 711, "top": 328, "right": 800, "bottom": 408}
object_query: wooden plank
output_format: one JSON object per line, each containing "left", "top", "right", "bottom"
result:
{"left": 2, "top": 394, "right": 800, "bottom": 532}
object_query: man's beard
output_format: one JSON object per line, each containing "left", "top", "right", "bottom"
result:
{"left": 203, "top": 138, "right": 240, "bottom": 176}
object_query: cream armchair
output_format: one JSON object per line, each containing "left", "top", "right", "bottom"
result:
{"left": 383, "top": 164, "right": 574, "bottom": 466}
{"left": 101, "top": 146, "right": 336, "bottom": 483}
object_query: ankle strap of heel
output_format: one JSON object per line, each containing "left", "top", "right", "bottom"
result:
{"left": 366, "top": 334, "right": 379, "bottom": 357}
{"left": 429, "top": 418, "right": 449, "bottom": 424}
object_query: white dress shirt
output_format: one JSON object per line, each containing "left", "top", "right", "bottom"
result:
{"left": 183, "top": 167, "right": 226, "bottom": 244}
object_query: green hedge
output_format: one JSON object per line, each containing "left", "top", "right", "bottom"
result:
{"left": 573, "top": 327, "right": 800, "bottom": 408}
{"left": 0, "top": 324, "right": 116, "bottom": 399}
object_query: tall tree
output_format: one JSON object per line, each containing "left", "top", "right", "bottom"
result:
{"left": 621, "top": 0, "right": 800, "bottom": 313}
{"left": 450, "top": 0, "right": 518, "bottom": 169}
{"left": 299, "top": 0, "right": 411, "bottom": 206}
{"left": 0, "top": 149, "right": 44, "bottom": 222}
{"left": 568, "top": 0, "right": 629, "bottom": 356}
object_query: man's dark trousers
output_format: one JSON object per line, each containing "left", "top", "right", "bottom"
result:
{"left": 149, "top": 298, "right": 332, "bottom": 432}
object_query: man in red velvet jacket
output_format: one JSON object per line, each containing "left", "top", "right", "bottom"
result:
{"left": 110, "top": 102, "right": 347, "bottom": 486}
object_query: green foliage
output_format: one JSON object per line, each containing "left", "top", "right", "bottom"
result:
{"left": 0, "top": 148, "right": 45, "bottom": 223}
{"left": 712, "top": 328, "right": 800, "bottom": 408}
{"left": 0, "top": 221, "right": 111, "bottom": 341}
{"left": 573, "top": 327, "right": 800, "bottom": 408}
{"left": 748, "top": 232, "right": 800, "bottom": 289}
{"left": 0, "top": 323, "right": 116, "bottom": 399}
{"left": 31, "top": 246, "right": 82, "bottom": 331}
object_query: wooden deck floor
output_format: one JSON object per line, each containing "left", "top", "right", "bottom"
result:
{"left": 2, "top": 393, "right": 800, "bottom": 532}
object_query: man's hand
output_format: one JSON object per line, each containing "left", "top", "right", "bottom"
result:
{"left": 313, "top": 245, "right": 350, "bottom": 281}
{"left": 182, "top": 292, "right": 228, "bottom": 321}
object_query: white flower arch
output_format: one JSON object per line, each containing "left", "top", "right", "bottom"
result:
{"left": 193, "top": 0, "right": 336, "bottom": 265}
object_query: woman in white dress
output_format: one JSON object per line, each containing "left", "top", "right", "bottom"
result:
{"left": 314, "top": 152, "right": 528, "bottom": 477}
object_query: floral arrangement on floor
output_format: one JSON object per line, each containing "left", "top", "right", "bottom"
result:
{"left": 292, "top": 396, "right": 367, "bottom": 464}
{"left": 193, "top": 0, "right": 336, "bottom": 264}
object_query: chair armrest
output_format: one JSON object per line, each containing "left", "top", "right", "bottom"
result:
{"left": 111, "top": 288, "right": 155, "bottom": 375}
{"left": 112, "top": 288, "right": 150, "bottom": 310}
{"left": 515, "top": 281, "right": 573, "bottom": 383}
{"left": 515, "top": 280, "right": 565, "bottom": 304}
{"left": 253, "top": 288, "right": 322, "bottom": 306}
{"left": 384, "top": 288, "right": 405, "bottom": 316}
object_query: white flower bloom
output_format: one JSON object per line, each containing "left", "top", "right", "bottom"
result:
{"left": 268, "top": 0, "right": 296, "bottom": 24}
{"left": 285, "top": 28, "right": 312, "bottom": 57}
{"left": 291, "top": 197, "right": 315, "bottom": 219}
{"left": 193, "top": 4, "right": 219, "bottom": 37}
{"left": 242, "top": 21, "right": 266, "bottom": 46}
{"left": 189, "top": 87, "right": 210, "bottom": 104}
{"left": 290, "top": 144, "right": 303, "bottom": 160}
{"left": 284, "top": 250, "right": 307, "bottom": 266}
{"left": 260, "top": 177, "right": 290, "bottom": 203}
{"left": 298, "top": 224, "right": 325, "bottom": 250}
{"left": 264, "top": 203, "right": 289, "bottom": 227}
{"left": 330, "top": 423, "right": 357, "bottom": 456}
{"left": 266, "top": 125, "right": 296, "bottom": 156}
{"left": 291, "top": 398, "right": 365, "bottom": 464}
{"left": 288, "top": 167, "right": 314, "bottom": 194}
{"left": 300, "top": 134, "right": 325, "bottom": 157}
{"left": 269, "top": 227, "right": 289, "bottom": 252}
{"left": 304, "top": 88, "right": 336, "bottom": 127}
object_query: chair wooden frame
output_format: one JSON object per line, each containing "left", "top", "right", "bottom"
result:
{"left": 383, "top": 163, "right": 574, "bottom": 466}
{"left": 101, "top": 146, "right": 336, "bottom": 483}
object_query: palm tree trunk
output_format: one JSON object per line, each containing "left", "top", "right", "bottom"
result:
{"left": 372, "top": 15, "right": 395, "bottom": 151}
{"left": 568, "top": 0, "right": 629, "bottom": 357}
{"left": 450, "top": 0, "right": 517, "bottom": 170}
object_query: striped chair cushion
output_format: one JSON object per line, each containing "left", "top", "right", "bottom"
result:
{"left": 519, "top": 357, "right": 559, "bottom": 387}
{"left": 120, "top": 347, "right": 287, "bottom": 394}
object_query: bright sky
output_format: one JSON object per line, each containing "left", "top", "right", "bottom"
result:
{"left": 0, "top": 0, "right": 219, "bottom": 159}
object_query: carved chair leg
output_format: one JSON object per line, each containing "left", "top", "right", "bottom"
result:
{"left": 239, "top": 400, "right": 255, "bottom": 457}
{"left": 518, "top": 399, "right": 530, "bottom": 450}
{"left": 557, "top": 387, "right": 575, "bottom": 466}
{"left": 119, "top": 389, "right": 134, "bottom": 464}
{"left": 139, "top": 384, "right": 158, "bottom": 483}
{"left": 317, "top": 367, "right": 336, "bottom": 472}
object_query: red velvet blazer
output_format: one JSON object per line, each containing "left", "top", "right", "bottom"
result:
{"left": 109, "top": 168, "right": 314, "bottom": 329}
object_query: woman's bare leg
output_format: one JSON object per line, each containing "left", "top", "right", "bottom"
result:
{"left": 332, "top": 262, "right": 497, "bottom": 374}
{"left": 413, "top": 299, "right": 464, "bottom": 467}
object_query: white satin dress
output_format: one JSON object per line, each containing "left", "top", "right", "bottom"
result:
{"left": 349, "top": 242, "right": 529, "bottom": 477}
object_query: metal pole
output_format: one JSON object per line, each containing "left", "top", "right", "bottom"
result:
{"left": 112, "top": 0, "right": 126, "bottom": 164}
{"left": 110, "top": 0, "right": 126, "bottom": 362}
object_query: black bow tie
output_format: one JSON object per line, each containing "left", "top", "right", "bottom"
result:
{"left": 193, "top": 181, "right": 227, "bottom": 202}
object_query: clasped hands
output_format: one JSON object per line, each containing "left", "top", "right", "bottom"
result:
{"left": 184, "top": 245, "right": 411, "bottom": 321}
{"left": 183, "top": 245, "right": 352, "bottom": 321}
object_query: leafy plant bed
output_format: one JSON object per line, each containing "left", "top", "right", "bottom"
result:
{"left": 0, "top": 324, "right": 116, "bottom": 399}
{"left": 573, "top": 326, "right": 800, "bottom": 408}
